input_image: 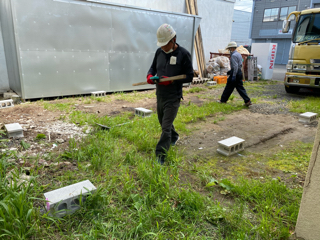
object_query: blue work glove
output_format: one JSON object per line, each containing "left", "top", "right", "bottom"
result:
{"left": 231, "top": 76, "right": 236, "bottom": 82}
{"left": 150, "top": 76, "right": 160, "bottom": 84}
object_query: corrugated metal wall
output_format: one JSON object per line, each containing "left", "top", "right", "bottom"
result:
{"left": 100, "top": 0, "right": 235, "bottom": 62}
{"left": 231, "top": 10, "right": 252, "bottom": 46}
{"left": 0, "top": 0, "right": 21, "bottom": 95}
{"left": 0, "top": 0, "right": 201, "bottom": 99}
{"left": 0, "top": 0, "right": 235, "bottom": 96}
{"left": 0, "top": 8, "right": 10, "bottom": 93}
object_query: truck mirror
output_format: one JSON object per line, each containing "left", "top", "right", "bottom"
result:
{"left": 282, "top": 20, "right": 291, "bottom": 33}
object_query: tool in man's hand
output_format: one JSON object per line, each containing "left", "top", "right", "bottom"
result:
{"left": 150, "top": 76, "right": 160, "bottom": 84}
{"left": 132, "top": 74, "right": 186, "bottom": 86}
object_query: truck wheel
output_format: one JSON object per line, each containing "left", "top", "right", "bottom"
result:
{"left": 285, "top": 86, "right": 300, "bottom": 94}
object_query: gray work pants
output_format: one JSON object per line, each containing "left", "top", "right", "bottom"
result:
{"left": 155, "top": 96, "right": 180, "bottom": 158}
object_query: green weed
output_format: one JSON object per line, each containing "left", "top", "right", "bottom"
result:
{"left": 227, "top": 177, "right": 301, "bottom": 239}
{"left": 113, "top": 91, "right": 155, "bottom": 102}
{"left": 177, "top": 101, "right": 243, "bottom": 124}
{"left": 267, "top": 142, "right": 312, "bottom": 174}
{"left": 0, "top": 154, "right": 42, "bottom": 239}
{"left": 20, "top": 140, "right": 31, "bottom": 150}
{"left": 184, "top": 86, "right": 207, "bottom": 94}
{"left": 36, "top": 134, "right": 46, "bottom": 140}
{"left": 289, "top": 96, "right": 320, "bottom": 114}
{"left": 0, "top": 130, "right": 6, "bottom": 137}
{"left": 41, "top": 101, "right": 74, "bottom": 112}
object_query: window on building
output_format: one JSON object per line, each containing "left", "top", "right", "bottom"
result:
{"left": 280, "top": 6, "right": 297, "bottom": 21}
{"left": 263, "top": 8, "right": 279, "bottom": 22}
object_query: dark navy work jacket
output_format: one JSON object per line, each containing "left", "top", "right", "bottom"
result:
{"left": 147, "top": 44, "right": 194, "bottom": 99}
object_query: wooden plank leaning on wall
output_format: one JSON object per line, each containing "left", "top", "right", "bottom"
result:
{"left": 185, "top": 0, "right": 206, "bottom": 78}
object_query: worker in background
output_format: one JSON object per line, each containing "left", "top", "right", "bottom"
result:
{"left": 147, "top": 23, "right": 193, "bottom": 165}
{"left": 218, "top": 41, "right": 252, "bottom": 106}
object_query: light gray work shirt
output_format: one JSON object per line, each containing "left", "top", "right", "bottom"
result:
{"left": 230, "top": 50, "right": 243, "bottom": 77}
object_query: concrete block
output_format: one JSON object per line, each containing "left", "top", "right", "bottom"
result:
{"left": 207, "top": 81, "right": 217, "bottom": 86}
{"left": 91, "top": 91, "right": 106, "bottom": 97}
{"left": 0, "top": 99, "right": 14, "bottom": 109}
{"left": 3, "top": 92, "right": 16, "bottom": 99}
{"left": 44, "top": 180, "right": 96, "bottom": 218}
{"left": 5, "top": 123, "right": 24, "bottom": 138}
{"left": 217, "top": 136, "right": 245, "bottom": 156}
{"left": 134, "top": 107, "right": 152, "bottom": 117}
{"left": 299, "top": 112, "right": 318, "bottom": 123}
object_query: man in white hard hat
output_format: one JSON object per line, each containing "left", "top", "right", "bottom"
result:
{"left": 218, "top": 41, "right": 252, "bottom": 106}
{"left": 146, "top": 23, "right": 193, "bottom": 165}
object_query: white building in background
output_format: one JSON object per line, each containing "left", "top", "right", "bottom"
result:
{"left": 250, "top": 0, "right": 320, "bottom": 64}
{"left": 231, "top": 9, "right": 252, "bottom": 47}
{"left": 0, "top": 0, "right": 236, "bottom": 93}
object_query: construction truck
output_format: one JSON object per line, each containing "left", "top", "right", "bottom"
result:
{"left": 282, "top": 8, "right": 320, "bottom": 93}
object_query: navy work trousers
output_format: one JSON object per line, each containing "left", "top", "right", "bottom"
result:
{"left": 221, "top": 70, "right": 250, "bottom": 103}
{"left": 155, "top": 96, "right": 180, "bottom": 158}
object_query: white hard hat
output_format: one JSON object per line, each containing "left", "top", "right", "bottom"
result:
{"left": 157, "top": 24, "right": 176, "bottom": 47}
{"left": 225, "top": 41, "right": 237, "bottom": 49}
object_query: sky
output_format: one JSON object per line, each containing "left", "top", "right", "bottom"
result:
{"left": 234, "top": 0, "right": 253, "bottom": 12}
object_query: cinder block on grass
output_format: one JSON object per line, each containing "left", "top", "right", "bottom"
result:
{"left": 91, "top": 91, "right": 106, "bottom": 97}
{"left": 44, "top": 180, "right": 96, "bottom": 218}
{"left": 0, "top": 99, "right": 14, "bottom": 109}
{"left": 134, "top": 107, "right": 152, "bottom": 117}
{"left": 299, "top": 112, "right": 318, "bottom": 123}
{"left": 5, "top": 123, "right": 24, "bottom": 138}
{"left": 217, "top": 136, "right": 245, "bottom": 156}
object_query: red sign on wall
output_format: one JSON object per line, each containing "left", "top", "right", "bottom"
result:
{"left": 269, "top": 44, "right": 277, "bottom": 69}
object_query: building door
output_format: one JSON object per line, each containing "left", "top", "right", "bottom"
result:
{"left": 272, "top": 39, "right": 291, "bottom": 64}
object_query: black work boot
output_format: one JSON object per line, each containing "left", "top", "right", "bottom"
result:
{"left": 156, "top": 155, "right": 166, "bottom": 165}
{"left": 244, "top": 101, "right": 252, "bottom": 107}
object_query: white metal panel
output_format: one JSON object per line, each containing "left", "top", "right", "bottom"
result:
{"left": 231, "top": 10, "right": 252, "bottom": 46}
{"left": 109, "top": 52, "right": 154, "bottom": 91}
{"left": 0, "top": 0, "right": 22, "bottom": 96}
{"left": 194, "top": 0, "right": 235, "bottom": 63}
{"left": 95, "top": 0, "right": 186, "bottom": 13}
{"left": 14, "top": 0, "right": 113, "bottom": 52}
{"left": 1, "top": 0, "right": 235, "bottom": 96}
{"left": 9, "top": 0, "right": 200, "bottom": 99}
{"left": 251, "top": 43, "right": 277, "bottom": 80}
{"left": 0, "top": 18, "right": 9, "bottom": 93}
{"left": 20, "top": 51, "right": 109, "bottom": 98}
{"left": 97, "top": 0, "right": 235, "bottom": 66}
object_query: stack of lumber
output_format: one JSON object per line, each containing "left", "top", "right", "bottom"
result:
{"left": 185, "top": 0, "right": 206, "bottom": 78}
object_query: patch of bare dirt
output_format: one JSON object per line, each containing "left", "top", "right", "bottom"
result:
{"left": 178, "top": 110, "right": 316, "bottom": 158}
{"left": 176, "top": 109, "right": 316, "bottom": 189}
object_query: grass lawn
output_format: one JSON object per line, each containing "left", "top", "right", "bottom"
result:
{"left": 0, "top": 81, "right": 318, "bottom": 239}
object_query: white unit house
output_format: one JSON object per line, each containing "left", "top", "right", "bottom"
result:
{"left": 0, "top": 0, "right": 235, "bottom": 97}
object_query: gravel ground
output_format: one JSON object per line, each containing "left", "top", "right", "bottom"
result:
{"left": 247, "top": 82, "right": 320, "bottom": 116}
{"left": 261, "top": 83, "right": 320, "bottom": 100}
{"left": 249, "top": 102, "right": 292, "bottom": 115}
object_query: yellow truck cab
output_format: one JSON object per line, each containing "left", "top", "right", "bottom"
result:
{"left": 282, "top": 8, "right": 320, "bottom": 93}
